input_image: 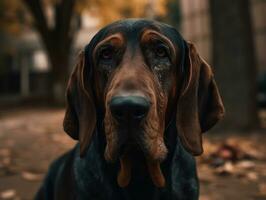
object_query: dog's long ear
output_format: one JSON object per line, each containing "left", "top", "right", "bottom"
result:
{"left": 176, "top": 42, "right": 225, "bottom": 156}
{"left": 63, "top": 51, "right": 96, "bottom": 157}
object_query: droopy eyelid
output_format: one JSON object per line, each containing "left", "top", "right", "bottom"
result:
{"left": 97, "top": 44, "right": 114, "bottom": 54}
{"left": 156, "top": 43, "right": 171, "bottom": 55}
{"left": 140, "top": 30, "right": 176, "bottom": 63}
{"left": 143, "top": 41, "right": 172, "bottom": 62}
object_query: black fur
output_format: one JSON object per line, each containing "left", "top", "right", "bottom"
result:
{"left": 35, "top": 19, "right": 199, "bottom": 200}
{"left": 35, "top": 121, "right": 199, "bottom": 200}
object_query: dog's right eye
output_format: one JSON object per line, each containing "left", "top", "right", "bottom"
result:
{"left": 99, "top": 46, "right": 114, "bottom": 61}
{"left": 154, "top": 43, "right": 169, "bottom": 58}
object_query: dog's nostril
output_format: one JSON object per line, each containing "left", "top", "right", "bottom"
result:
{"left": 109, "top": 96, "right": 150, "bottom": 121}
{"left": 132, "top": 105, "right": 149, "bottom": 119}
{"left": 111, "top": 107, "right": 124, "bottom": 119}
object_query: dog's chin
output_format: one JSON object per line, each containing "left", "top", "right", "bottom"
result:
{"left": 105, "top": 134, "right": 150, "bottom": 163}
{"left": 116, "top": 143, "right": 166, "bottom": 188}
{"left": 114, "top": 134, "right": 166, "bottom": 188}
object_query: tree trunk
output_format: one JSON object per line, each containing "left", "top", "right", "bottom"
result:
{"left": 48, "top": 48, "right": 71, "bottom": 105}
{"left": 22, "top": 0, "right": 76, "bottom": 105}
{"left": 209, "top": 0, "right": 259, "bottom": 130}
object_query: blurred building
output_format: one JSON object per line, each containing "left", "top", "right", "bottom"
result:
{"left": 1, "top": 1, "right": 265, "bottom": 103}
{"left": 180, "top": 0, "right": 266, "bottom": 72}
{"left": 0, "top": 13, "right": 98, "bottom": 103}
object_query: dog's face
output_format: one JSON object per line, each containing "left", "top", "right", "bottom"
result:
{"left": 96, "top": 28, "right": 178, "bottom": 160}
{"left": 63, "top": 19, "right": 225, "bottom": 188}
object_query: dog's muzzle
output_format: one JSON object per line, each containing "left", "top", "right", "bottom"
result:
{"left": 109, "top": 95, "right": 150, "bottom": 154}
{"left": 108, "top": 95, "right": 165, "bottom": 188}
{"left": 109, "top": 95, "right": 150, "bottom": 157}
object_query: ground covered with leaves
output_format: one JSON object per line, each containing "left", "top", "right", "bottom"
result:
{"left": 0, "top": 107, "right": 266, "bottom": 200}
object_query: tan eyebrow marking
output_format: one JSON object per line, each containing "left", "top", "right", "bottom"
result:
{"left": 141, "top": 30, "right": 176, "bottom": 60}
{"left": 93, "top": 33, "right": 124, "bottom": 61}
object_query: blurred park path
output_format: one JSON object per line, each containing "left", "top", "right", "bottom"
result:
{"left": 0, "top": 107, "right": 75, "bottom": 200}
{"left": 0, "top": 107, "right": 266, "bottom": 200}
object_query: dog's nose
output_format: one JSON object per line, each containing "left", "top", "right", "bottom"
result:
{"left": 110, "top": 96, "right": 150, "bottom": 121}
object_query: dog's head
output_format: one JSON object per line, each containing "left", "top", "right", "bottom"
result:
{"left": 63, "top": 19, "right": 225, "bottom": 188}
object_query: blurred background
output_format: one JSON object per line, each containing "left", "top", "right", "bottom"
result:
{"left": 0, "top": 0, "right": 266, "bottom": 199}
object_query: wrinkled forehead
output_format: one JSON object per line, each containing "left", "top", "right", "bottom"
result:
{"left": 87, "top": 19, "right": 184, "bottom": 49}
{"left": 84, "top": 19, "right": 186, "bottom": 72}
{"left": 99, "top": 20, "right": 164, "bottom": 42}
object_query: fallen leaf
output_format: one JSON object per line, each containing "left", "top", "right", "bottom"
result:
{"left": 0, "top": 189, "right": 16, "bottom": 199}
{"left": 246, "top": 172, "right": 258, "bottom": 181}
{"left": 214, "top": 161, "right": 234, "bottom": 176}
{"left": 200, "top": 195, "right": 211, "bottom": 200}
{"left": 0, "top": 148, "right": 10, "bottom": 157}
{"left": 236, "top": 160, "right": 255, "bottom": 170}
{"left": 259, "top": 183, "right": 266, "bottom": 196}
{"left": 21, "top": 171, "right": 43, "bottom": 181}
{"left": 2, "top": 157, "right": 11, "bottom": 166}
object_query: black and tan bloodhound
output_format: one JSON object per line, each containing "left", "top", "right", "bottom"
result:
{"left": 35, "top": 19, "right": 225, "bottom": 200}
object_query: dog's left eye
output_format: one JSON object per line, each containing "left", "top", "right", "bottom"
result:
{"left": 99, "top": 46, "right": 114, "bottom": 61}
{"left": 154, "top": 43, "right": 169, "bottom": 58}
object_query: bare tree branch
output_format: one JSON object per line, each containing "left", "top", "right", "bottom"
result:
{"left": 22, "top": 0, "right": 50, "bottom": 37}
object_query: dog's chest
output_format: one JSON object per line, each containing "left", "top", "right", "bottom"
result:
{"left": 73, "top": 141, "right": 199, "bottom": 200}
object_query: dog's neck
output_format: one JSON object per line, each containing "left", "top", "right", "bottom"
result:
{"left": 73, "top": 120, "right": 194, "bottom": 199}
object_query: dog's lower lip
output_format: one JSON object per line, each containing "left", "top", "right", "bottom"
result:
{"left": 118, "top": 141, "right": 148, "bottom": 162}
{"left": 119, "top": 143, "right": 140, "bottom": 154}
{"left": 117, "top": 147, "right": 165, "bottom": 188}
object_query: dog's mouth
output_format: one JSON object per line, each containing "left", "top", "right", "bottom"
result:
{"left": 116, "top": 136, "right": 166, "bottom": 188}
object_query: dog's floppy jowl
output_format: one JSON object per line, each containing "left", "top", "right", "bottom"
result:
{"left": 63, "top": 20, "right": 225, "bottom": 188}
